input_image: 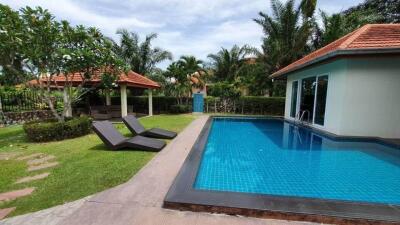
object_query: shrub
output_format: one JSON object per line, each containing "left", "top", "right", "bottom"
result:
{"left": 169, "top": 104, "right": 191, "bottom": 114}
{"left": 23, "top": 116, "right": 92, "bottom": 142}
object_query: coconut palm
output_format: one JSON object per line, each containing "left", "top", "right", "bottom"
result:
{"left": 178, "top": 55, "right": 207, "bottom": 89}
{"left": 207, "top": 45, "right": 255, "bottom": 82}
{"left": 254, "top": 0, "right": 316, "bottom": 72}
{"left": 113, "top": 29, "right": 172, "bottom": 75}
{"left": 164, "top": 56, "right": 207, "bottom": 101}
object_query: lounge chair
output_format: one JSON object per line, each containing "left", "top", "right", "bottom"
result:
{"left": 122, "top": 115, "right": 177, "bottom": 139}
{"left": 92, "top": 121, "right": 166, "bottom": 151}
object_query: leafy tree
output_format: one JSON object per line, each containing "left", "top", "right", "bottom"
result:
{"left": 235, "top": 62, "right": 272, "bottom": 96}
{"left": 344, "top": 0, "right": 399, "bottom": 23}
{"left": 163, "top": 62, "right": 189, "bottom": 104}
{"left": 313, "top": 8, "right": 383, "bottom": 49}
{"left": 207, "top": 45, "right": 255, "bottom": 82}
{"left": 208, "top": 82, "right": 240, "bottom": 99}
{"left": 0, "top": 4, "right": 27, "bottom": 85}
{"left": 19, "top": 6, "right": 123, "bottom": 121}
{"left": 163, "top": 56, "right": 207, "bottom": 103}
{"left": 178, "top": 55, "right": 207, "bottom": 92}
{"left": 113, "top": 29, "right": 172, "bottom": 75}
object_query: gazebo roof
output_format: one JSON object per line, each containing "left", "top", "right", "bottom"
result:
{"left": 27, "top": 70, "right": 160, "bottom": 89}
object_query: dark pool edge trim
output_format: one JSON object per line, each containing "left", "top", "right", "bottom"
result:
{"left": 282, "top": 118, "right": 400, "bottom": 149}
{"left": 163, "top": 116, "right": 400, "bottom": 224}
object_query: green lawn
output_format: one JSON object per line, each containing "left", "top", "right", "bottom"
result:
{"left": 0, "top": 114, "right": 195, "bottom": 217}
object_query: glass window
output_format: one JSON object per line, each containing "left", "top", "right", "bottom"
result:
{"left": 290, "top": 81, "right": 298, "bottom": 118}
{"left": 314, "top": 76, "right": 329, "bottom": 125}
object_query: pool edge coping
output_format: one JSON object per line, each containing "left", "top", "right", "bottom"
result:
{"left": 163, "top": 115, "right": 400, "bottom": 224}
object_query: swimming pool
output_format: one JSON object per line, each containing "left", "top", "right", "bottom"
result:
{"left": 164, "top": 116, "right": 400, "bottom": 223}
{"left": 194, "top": 117, "right": 400, "bottom": 205}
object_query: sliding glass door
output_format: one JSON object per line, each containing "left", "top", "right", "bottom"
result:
{"left": 314, "top": 76, "right": 328, "bottom": 125}
{"left": 290, "top": 81, "right": 298, "bottom": 118}
{"left": 300, "top": 77, "right": 316, "bottom": 123}
{"left": 291, "top": 75, "right": 329, "bottom": 126}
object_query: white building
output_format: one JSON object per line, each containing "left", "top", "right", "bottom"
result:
{"left": 270, "top": 24, "right": 400, "bottom": 139}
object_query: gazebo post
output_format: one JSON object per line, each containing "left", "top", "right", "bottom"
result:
{"left": 63, "top": 88, "right": 72, "bottom": 117}
{"left": 120, "top": 84, "right": 128, "bottom": 117}
{"left": 105, "top": 89, "right": 111, "bottom": 106}
{"left": 148, "top": 89, "right": 153, "bottom": 116}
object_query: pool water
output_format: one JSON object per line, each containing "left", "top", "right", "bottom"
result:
{"left": 194, "top": 117, "right": 400, "bottom": 205}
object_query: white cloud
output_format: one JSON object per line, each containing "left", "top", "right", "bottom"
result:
{"left": 1, "top": 0, "right": 365, "bottom": 69}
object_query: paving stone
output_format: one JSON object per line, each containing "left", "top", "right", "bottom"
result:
{"left": 0, "top": 153, "right": 20, "bottom": 161}
{"left": 0, "top": 188, "right": 35, "bottom": 202}
{"left": 0, "top": 207, "right": 16, "bottom": 220}
{"left": 15, "top": 173, "right": 50, "bottom": 184}
{"left": 27, "top": 155, "right": 56, "bottom": 166}
{"left": 27, "top": 162, "right": 59, "bottom": 172}
{"left": 16, "top": 153, "right": 44, "bottom": 161}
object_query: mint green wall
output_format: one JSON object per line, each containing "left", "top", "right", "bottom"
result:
{"left": 285, "top": 59, "right": 348, "bottom": 134}
{"left": 285, "top": 56, "right": 400, "bottom": 139}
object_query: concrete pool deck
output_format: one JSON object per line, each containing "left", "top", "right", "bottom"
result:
{"left": 1, "top": 116, "right": 317, "bottom": 225}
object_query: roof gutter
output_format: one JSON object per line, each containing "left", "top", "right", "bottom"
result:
{"left": 270, "top": 48, "right": 400, "bottom": 79}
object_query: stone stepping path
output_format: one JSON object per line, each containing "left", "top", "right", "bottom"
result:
{"left": 16, "top": 153, "right": 45, "bottom": 161}
{"left": 0, "top": 207, "right": 15, "bottom": 220}
{"left": 27, "top": 155, "right": 56, "bottom": 166}
{"left": 27, "top": 162, "right": 59, "bottom": 172}
{"left": 0, "top": 152, "right": 20, "bottom": 161}
{"left": 15, "top": 173, "right": 50, "bottom": 184}
{"left": 0, "top": 188, "right": 35, "bottom": 202}
{"left": 1, "top": 152, "right": 58, "bottom": 219}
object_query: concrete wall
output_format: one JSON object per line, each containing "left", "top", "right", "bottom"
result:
{"left": 285, "top": 56, "right": 400, "bottom": 139}
{"left": 339, "top": 57, "right": 400, "bottom": 139}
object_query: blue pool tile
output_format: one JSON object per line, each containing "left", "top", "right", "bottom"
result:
{"left": 194, "top": 118, "right": 400, "bottom": 205}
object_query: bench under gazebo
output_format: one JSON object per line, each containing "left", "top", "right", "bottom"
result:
{"left": 27, "top": 70, "right": 160, "bottom": 118}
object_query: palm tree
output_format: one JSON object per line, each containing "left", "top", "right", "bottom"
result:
{"left": 312, "top": 11, "right": 346, "bottom": 49}
{"left": 113, "top": 29, "right": 172, "bottom": 75}
{"left": 164, "top": 56, "right": 207, "bottom": 101}
{"left": 254, "top": 0, "right": 316, "bottom": 72}
{"left": 178, "top": 56, "right": 203, "bottom": 74}
{"left": 207, "top": 45, "right": 255, "bottom": 82}
{"left": 178, "top": 56, "right": 207, "bottom": 90}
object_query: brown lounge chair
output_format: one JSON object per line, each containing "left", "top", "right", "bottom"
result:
{"left": 92, "top": 121, "right": 166, "bottom": 151}
{"left": 122, "top": 115, "right": 177, "bottom": 139}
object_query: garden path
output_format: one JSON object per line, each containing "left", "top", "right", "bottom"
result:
{"left": 0, "top": 152, "right": 58, "bottom": 219}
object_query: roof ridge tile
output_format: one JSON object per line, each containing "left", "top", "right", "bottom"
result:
{"left": 339, "top": 24, "right": 371, "bottom": 49}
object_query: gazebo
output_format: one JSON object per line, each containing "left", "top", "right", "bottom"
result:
{"left": 27, "top": 70, "right": 160, "bottom": 117}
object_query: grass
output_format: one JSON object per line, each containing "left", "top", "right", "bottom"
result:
{"left": 0, "top": 114, "right": 195, "bottom": 217}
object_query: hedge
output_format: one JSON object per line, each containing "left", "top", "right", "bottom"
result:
{"left": 23, "top": 116, "right": 92, "bottom": 142}
{"left": 110, "top": 96, "right": 285, "bottom": 116}
{"left": 204, "top": 96, "right": 285, "bottom": 115}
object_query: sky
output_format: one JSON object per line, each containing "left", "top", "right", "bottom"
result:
{"left": 2, "top": 0, "right": 364, "bottom": 68}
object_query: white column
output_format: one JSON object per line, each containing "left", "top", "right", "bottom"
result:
{"left": 105, "top": 90, "right": 111, "bottom": 106}
{"left": 120, "top": 84, "right": 127, "bottom": 117}
{"left": 63, "top": 88, "right": 72, "bottom": 117}
{"left": 148, "top": 89, "right": 153, "bottom": 116}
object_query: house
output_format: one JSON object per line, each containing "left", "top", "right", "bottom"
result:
{"left": 270, "top": 24, "right": 400, "bottom": 139}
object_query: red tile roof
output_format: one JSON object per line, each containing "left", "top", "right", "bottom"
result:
{"left": 271, "top": 24, "right": 400, "bottom": 78}
{"left": 27, "top": 70, "right": 160, "bottom": 89}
